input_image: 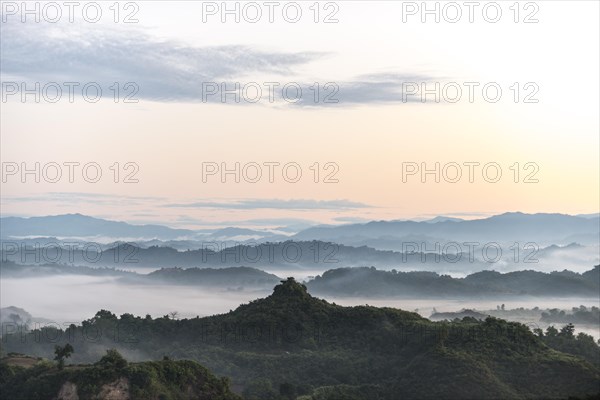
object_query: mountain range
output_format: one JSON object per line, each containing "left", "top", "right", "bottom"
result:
{"left": 291, "top": 212, "right": 600, "bottom": 248}
{"left": 2, "top": 212, "right": 598, "bottom": 248}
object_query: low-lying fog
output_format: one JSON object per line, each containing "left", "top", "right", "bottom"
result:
{"left": 1, "top": 276, "right": 271, "bottom": 323}
{"left": 2, "top": 276, "right": 598, "bottom": 340}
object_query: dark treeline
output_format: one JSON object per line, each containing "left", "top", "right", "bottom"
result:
{"left": 307, "top": 265, "right": 600, "bottom": 297}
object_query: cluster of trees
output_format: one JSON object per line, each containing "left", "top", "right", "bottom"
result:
{"left": 541, "top": 306, "right": 600, "bottom": 325}
{"left": 532, "top": 323, "right": 600, "bottom": 364}
{"left": 0, "top": 349, "right": 241, "bottom": 400}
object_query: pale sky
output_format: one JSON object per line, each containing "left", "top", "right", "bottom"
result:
{"left": 1, "top": 1, "right": 598, "bottom": 228}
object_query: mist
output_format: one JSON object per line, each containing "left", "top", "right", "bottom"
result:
{"left": 0, "top": 276, "right": 270, "bottom": 325}
{"left": 3, "top": 274, "right": 598, "bottom": 341}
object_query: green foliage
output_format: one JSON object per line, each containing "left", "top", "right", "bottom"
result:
{"left": 53, "top": 343, "right": 73, "bottom": 370}
{"left": 242, "top": 378, "right": 278, "bottom": 400}
{"left": 537, "top": 324, "right": 600, "bottom": 366}
{"left": 96, "top": 348, "right": 128, "bottom": 371}
{"left": 301, "top": 384, "right": 386, "bottom": 400}
{"left": 0, "top": 353, "right": 241, "bottom": 400}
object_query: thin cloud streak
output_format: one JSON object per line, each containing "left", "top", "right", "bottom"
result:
{"left": 163, "top": 198, "right": 374, "bottom": 210}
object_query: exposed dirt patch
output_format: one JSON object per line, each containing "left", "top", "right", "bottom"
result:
{"left": 56, "top": 381, "right": 79, "bottom": 400}
{"left": 94, "top": 377, "right": 130, "bottom": 400}
{"left": 3, "top": 355, "right": 40, "bottom": 369}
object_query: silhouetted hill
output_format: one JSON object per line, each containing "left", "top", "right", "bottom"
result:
{"left": 293, "top": 212, "right": 600, "bottom": 247}
{"left": 0, "top": 214, "right": 195, "bottom": 240}
{"left": 306, "top": 266, "right": 600, "bottom": 297}
{"left": 3, "top": 260, "right": 599, "bottom": 297}
{"left": 583, "top": 265, "right": 600, "bottom": 281}
{"left": 1, "top": 260, "right": 280, "bottom": 289}
{"left": 145, "top": 266, "right": 280, "bottom": 288}
{"left": 0, "top": 240, "right": 491, "bottom": 272}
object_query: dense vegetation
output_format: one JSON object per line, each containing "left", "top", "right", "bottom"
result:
{"left": 1, "top": 278, "right": 599, "bottom": 399}
{"left": 430, "top": 306, "right": 600, "bottom": 327}
{"left": 0, "top": 350, "right": 241, "bottom": 399}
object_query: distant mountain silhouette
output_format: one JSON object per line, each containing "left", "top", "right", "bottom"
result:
{"left": 0, "top": 214, "right": 194, "bottom": 240}
{"left": 0, "top": 260, "right": 280, "bottom": 289}
{"left": 292, "top": 212, "right": 600, "bottom": 247}
{"left": 3, "top": 212, "right": 598, "bottom": 249}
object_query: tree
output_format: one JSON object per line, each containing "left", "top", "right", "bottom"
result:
{"left": 54, "top": 344, "right": 74, "bottom": 370}
{"left": 559, "top": 323, "right": 575, "bottom": 338}
{"left": 168, "top": 311, "right": 179, "bottom": 320}
{"left": 545, "top": 326, "right": 558, "bottom": 337}
{"left": 97, "top": 349, "right": 127, "bottom": 370}
{"left": 576, "top": 332, "right": 596, "bottom": 345}
{"left": 91, "top": 310, "right": 117, "bottom": 322}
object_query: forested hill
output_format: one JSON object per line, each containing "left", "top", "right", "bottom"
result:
{"left": 1, "top": 279, "right": 599, "bottom": 399}
{"left": 0, "top": 351, "right": 241, "bottom": 400}
{"left": 307, "top": 265, "right": 600, "bottom": 297}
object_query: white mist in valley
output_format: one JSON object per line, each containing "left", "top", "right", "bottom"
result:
{"left": 2, "top": 275, "right": 598, "bottom": 340}
{"left": 1, "top": 276, "right": 271, "bottom": 324}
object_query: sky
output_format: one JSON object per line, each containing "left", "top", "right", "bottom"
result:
{"left": 1, "top": 1, "right": 598, "bottom": 229}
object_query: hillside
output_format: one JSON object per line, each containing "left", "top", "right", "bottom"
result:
{"left": 0, "top": 351, "right": 241, "bottom": 400}
{"left": 0, "top": 241, "right": 491, "bottom": 271}
{"left": 3, "top": 238, "right": 598, "bottom": 275}
{"left": 1, "top": 260, "right": 281, "bottom": 289}
{"left": 0, "top": 214, "right": 195, "bottom": 240}
{"left": 307, "top": 265, "right": 600, "bottom": 297}
{"left": 1, "top": 279, "right": 598, "bottom": 399}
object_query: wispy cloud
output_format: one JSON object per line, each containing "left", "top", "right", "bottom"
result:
{"left": 295, "top": 72, "right": 441, "bottom": 107}
{"left": 333, "top": 216, "right": 371, "bottom": 223}
{"left": 1, "top": 24, "right": 439, "bottom": 106}
{"left": 240, "top": 218, "right": 318, "bottom": 226}
{"left": 416, "top": 211, "right": 496, "bottom": 220}
{"left": 164, "top": 198, "right": 373, "bottom": 210}
{"left": 1, "top": 23, "right": 318, "bottom": 102}
{"left": 2, "top": 192, "right": 164, "bottom": 206}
